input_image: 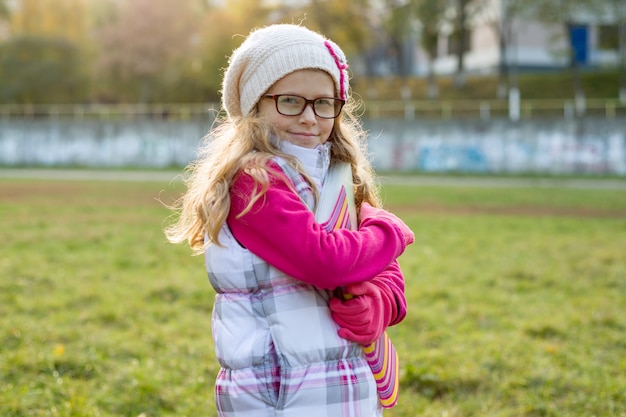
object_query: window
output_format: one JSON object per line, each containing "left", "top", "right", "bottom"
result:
{"left": 598, "top": 24, "right": 618, "bottom": 51}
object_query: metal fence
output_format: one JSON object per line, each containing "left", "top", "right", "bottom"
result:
{"left": 365, "top": 98, "right": 626, "bottom": 120}
{"left": 1, "top": 99, "right": 625, "bottom": 121}
{"left": 0, "top": 103, "right": 220, "bottom": 122}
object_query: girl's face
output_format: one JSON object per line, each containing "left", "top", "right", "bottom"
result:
{"left": 258, "top": 69, "right": 336, "bottom": 149}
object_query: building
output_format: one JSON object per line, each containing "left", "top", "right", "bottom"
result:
{"left": 423, "top": 0, "right": 624, "bottom": 76}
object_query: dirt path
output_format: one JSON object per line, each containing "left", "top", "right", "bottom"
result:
{"left": 2, "top": 169, "right": 625, "bottom": 218}
{"left": 2, "top": 168, "right": 626, "bottom": 190}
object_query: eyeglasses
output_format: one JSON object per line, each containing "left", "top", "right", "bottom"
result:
{"left": 263, "top": 94, "right": 345, "bottom": 119}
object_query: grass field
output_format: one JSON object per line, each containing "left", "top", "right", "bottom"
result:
{"left": 1, "top": 177, "right": 625, "bottom": 417}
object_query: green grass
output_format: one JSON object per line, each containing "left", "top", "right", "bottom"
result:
{"left": 1, "top": 178, "right": 625, "bottom": 416}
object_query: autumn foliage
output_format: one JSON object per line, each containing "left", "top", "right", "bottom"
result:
{"left": 0, "top": 0, "right": 621, "bottom": 105}
{"left": 0, "top": 0, "right": 374, "bottom": 104}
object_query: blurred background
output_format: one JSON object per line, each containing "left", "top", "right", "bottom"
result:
{"left": 0, "top": 0, "right": 625, "bottom": 174}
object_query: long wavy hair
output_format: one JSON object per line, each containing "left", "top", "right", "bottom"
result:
{"left": 164, "top": 96, "right": 381, "bottom": 253}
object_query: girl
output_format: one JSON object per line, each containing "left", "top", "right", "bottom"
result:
{"left": 166, "top": 24, "right": 414, "bottom": 417}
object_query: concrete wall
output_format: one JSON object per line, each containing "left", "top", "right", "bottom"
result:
{"left": 367, "top": 118, "right": 625, "bottom": 175}
{"left": 0, "top": 119, "right": 208, "bottom": 168}
{"left": 1, "top": 118, "right": 624, "bottom": 175}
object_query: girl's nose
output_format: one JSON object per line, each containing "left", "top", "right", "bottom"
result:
{"left": 298, "top": 103, "right": 317, "bottom": 123}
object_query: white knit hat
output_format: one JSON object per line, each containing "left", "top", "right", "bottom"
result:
{"left": 221, "top": 24, "right": 350, "bottom": 118}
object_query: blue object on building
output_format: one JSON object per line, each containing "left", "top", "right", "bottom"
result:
{"left": 569, "top": 25, "right": 589, "bottom": 65}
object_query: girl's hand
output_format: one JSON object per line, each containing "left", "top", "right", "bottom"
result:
{"left": 329, "top": 281, "right": 394, "bottom": 345}
{"left": 360, "top": 203, "right": 415, "bottom": 247}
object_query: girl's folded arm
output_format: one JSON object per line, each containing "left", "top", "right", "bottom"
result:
{"left": 227, "top": 170, "right": 407, "bottom": 289}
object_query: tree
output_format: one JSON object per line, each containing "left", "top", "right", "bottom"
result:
{"left": 0, "top": 0, "right": 9, "bottom": 41}
{"left": 353, "top": 0, "right": 420, "bottom": 98}
{"left": 0, "top": 0, "right": 9, "bottom": 19}
{"left": 190, "top": 0, "right": 272, "bottom": 102}
{"left": 267, "top": 0, "right": 377, "bottom": 81}
{"left": 0, "top": 36, "right": 88, "bottom": 103}
{"left": 610, "top": 0, "right": 626, "bottom": 102}
{"left": 1, "top": 0, "right": 92, "bottom": 103}
{"left": 96, "top": 0, "right": 200, "bottom": 102}
{"left": 8, "top": 0, "right": 90, "bottom": 43}
{"left": 415, "top": 0, "right": 448, "bottom": 99}
{"left": 526, "top": 0, "right": 604, "bottom": 115}
{"left": 306, "top": 0, "right": 375, "bottom": 57}
{"left": 384, "top": 0, "right": 417, "bottom": 79}
{"left": 452, "top": 0, "right": 471, "bottom": 87}
{"left": 470, "top": 0, "right": 524, "bottom": 98}
{"left": 432, "top": 0, "right": 483, "bottom": 89}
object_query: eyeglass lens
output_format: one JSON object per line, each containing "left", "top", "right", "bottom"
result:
{"left": 272, "top": 95, "right": 343, "bottom": 118}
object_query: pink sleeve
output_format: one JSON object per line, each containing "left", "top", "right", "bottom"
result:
{"left": 227, "top": 169, "right": 408, "bottom": 290}
{"left": 370, "top": 259, "right": 407, "bottom": 326}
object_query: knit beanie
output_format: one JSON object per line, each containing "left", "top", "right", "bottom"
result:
{"left": 221, "top": 24, "right": 350, "bottom": 118}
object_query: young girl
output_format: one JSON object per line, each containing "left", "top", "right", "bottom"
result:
{"left": 166, "top": 24, "right": 414, "bottom": 417}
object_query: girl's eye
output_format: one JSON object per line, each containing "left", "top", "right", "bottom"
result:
{"left": 279, "top": 96, "right": 302, "bottom": 105}
{"left": 316, "top": 98, "right": 333, "bottom": 107}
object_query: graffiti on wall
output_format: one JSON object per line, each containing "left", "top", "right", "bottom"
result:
{"left": 1, "top": 118, "right": 625, "bottom": 175}
{"left": 366, "top": 119, "right": 626, "bottom": 175}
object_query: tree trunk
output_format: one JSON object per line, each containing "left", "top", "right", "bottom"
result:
{"left": 454, "top": 0, "right": 468, "bottom": 88}
{"left": 617, "top": 22, "right": 626, "bottom": 103}
{"left": 139, "top": 77, "right": 153, "bottom": 104}
{"left": 567, "top": 22, "right": 586, "bottom": 116}
{"left": 497, "top": 7, "right": 510, "bottom": 99}
{"left": 427, "top": 57, "right": 438, "bottom": 99}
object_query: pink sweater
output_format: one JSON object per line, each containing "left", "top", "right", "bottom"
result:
{"left": 227, "top": 168, "right": 408, "bottom": 323}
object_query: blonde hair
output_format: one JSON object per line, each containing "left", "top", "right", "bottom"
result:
{"left": 165, "top": 97, "right": 381, "bottom": 253}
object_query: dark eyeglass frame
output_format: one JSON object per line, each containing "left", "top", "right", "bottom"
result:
{"left": 262, "top": 94, "right": 345, "bottom": 119}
